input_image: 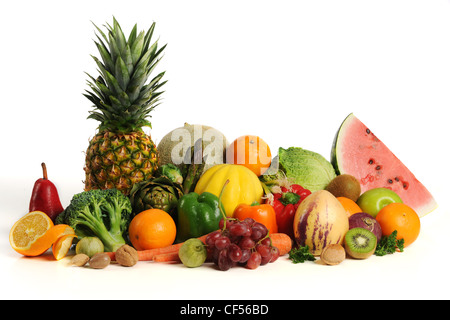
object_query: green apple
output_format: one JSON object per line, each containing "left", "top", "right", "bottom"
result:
{"left": 356, "top": 188, "right": 403, "bottom": 218}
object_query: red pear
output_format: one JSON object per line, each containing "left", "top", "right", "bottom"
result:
{"left": 29, "top": 163, "right": 64, "bottom": 222}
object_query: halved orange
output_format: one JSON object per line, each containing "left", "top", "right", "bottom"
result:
{"left": 52, "top": 234, "right": 77, "bottom": 260}
{"left": 9, "top": 211, "right": 75, "bottom": 256}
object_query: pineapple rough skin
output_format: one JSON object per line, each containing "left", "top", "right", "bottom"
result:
{"left": 84, "top": 131, "right": 159, "bottom": 195}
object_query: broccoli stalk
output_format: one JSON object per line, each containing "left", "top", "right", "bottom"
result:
{"left": 57, "top": 189, "right": 132, "bottom": 252}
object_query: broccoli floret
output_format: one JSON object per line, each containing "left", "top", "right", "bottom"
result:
{"left": 58, "top": 188, "right": 132, "bottom": 252}
{"left": 55, "top": 209, "right": 66, "bottom": 225}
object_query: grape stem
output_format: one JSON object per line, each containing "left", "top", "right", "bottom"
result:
{"left": 258, "top": 232, "right": 271, "bottom": 245}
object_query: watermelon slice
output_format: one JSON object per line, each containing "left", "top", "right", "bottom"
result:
{"left": 331, "top": 113, "right": 437, "bottom": 217}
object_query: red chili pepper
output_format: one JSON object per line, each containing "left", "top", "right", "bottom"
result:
{"left": 267, "top": 184, "right": 311, "bottom": 238}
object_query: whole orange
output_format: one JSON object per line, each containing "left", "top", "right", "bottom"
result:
{"left": 376, "top": 203, "right": 420, "bottom": 248}
{"left": 226, "top": 135, "right": 272, "bottom": 176}
{"left": 336, "top": 197, "right": 362, "bottom": 218}
{"left": 129, "top": 209, "right": 177, "bottom": 251}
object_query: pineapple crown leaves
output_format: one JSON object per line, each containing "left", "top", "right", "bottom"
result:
{"left": 84, "top": 17, "right": 167, "bottom": 133}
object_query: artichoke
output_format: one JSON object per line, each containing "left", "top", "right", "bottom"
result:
{"left": 129, "top": 176, "right": 184, "bottom": 219}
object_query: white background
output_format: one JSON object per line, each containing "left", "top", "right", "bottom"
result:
{"left": 1, "top": 0, "right": 449, "bottom": 300}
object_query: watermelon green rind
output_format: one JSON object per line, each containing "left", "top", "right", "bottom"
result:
{"left": 331, "top": 113, "right": 352, "bottom": 176}
{"left": 331, "top": 113, "right": 438, "bottom": 217}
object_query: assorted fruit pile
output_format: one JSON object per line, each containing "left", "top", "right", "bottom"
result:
{"left": 9, "top": 18, "right": 437, "bottom": 271}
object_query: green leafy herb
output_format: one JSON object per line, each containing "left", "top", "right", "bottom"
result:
{"left": 288, "top": 245, "right": 316, "bottom": 263}
{"left": 375, "top": 230, "right": 405, "bottom": 256}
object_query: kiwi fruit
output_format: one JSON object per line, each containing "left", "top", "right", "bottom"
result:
{"left": 320, "top": 244, "right": 346, "bottom": 265}
{"left": 326, "top": 174, "right": 361, "bottom": 202}
{"left": 344, "top": 227, "right": 377, "bottom": 259}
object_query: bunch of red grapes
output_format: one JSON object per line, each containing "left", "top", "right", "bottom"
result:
{"left": 205, "top": 217, "right": 280, "bottom": 271}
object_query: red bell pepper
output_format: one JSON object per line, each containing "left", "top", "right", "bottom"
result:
{"left": 266, "top": 184, "right": 311, "bottom": 238}
{"left": 233, "top": 202, "right": 278, "bottom": 234}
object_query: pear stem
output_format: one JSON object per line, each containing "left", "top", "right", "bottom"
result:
{"left": 41, "top": 162, "right": 48, "bottom": 180}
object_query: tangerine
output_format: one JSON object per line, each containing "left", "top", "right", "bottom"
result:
{"left": 128, "top": 209, "right": 177, "bottom": 250}
{"left": 376, "top": 203, "right": 420, "bottom": 248}
{"left": 226, "top": 135, "right": 272, "bottom": 176}
{"left": 337, "top": 197, "right": 362, "bottom": 218}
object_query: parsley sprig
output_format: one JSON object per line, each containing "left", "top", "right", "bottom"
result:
{"left": 288, "top": 245, "right": 316, "bottom": 263}
{"left": 375, "top": 230, "right": 404, "bottom": 256}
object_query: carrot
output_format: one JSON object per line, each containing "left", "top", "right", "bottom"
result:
{"left": 138, "top": 232, "right": 211, "bottom": 261}
{"left": 136, "top": 242, "right": 184, "bottom": 261}
{"left": 152, "top": 251, "right": 181, "bottom": 263}
{"left": 270, "top": 233, "right": 293, "bottom": 256}
{"left": 104, "top": 231, "right": 214, "bottom": 262}
{"left": 104, "top": 251, "right": 116, "bottom": 260}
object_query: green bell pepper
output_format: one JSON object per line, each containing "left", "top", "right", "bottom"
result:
{"left": 176, "top": 191, "right": 224, "bottom": 243}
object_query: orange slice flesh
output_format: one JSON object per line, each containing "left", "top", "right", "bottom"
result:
{"left": 9, "top": 211, "right": 53, "bottom": 253}
{"left": 52, "top": 234, "right": 77, "bottom": 260}
{"left": 10, "top": 211, "right": 75, "bottom": 257}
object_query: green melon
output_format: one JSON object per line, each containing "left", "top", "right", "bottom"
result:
{"left": 331, "top": 113, "right": 437, "bottom": 217}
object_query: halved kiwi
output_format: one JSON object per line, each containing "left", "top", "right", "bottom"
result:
{"left": 344, "top": 227, "right": 377, "bottom": 259}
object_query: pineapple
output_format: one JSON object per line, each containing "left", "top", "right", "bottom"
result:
{"left": 83, "top": 18, "right": 167, "bottom": 195}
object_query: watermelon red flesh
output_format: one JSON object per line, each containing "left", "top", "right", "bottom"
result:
{"left": 331, "top": 113, "right": 437, "bottom": 217}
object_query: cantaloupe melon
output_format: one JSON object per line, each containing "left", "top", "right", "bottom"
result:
{"left": 157, "top": 123, "right": 229, "bottom": 173}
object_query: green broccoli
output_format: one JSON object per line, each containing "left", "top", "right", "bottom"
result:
{"left": 56, "top": 188, "right": 132, "bottom": 252}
